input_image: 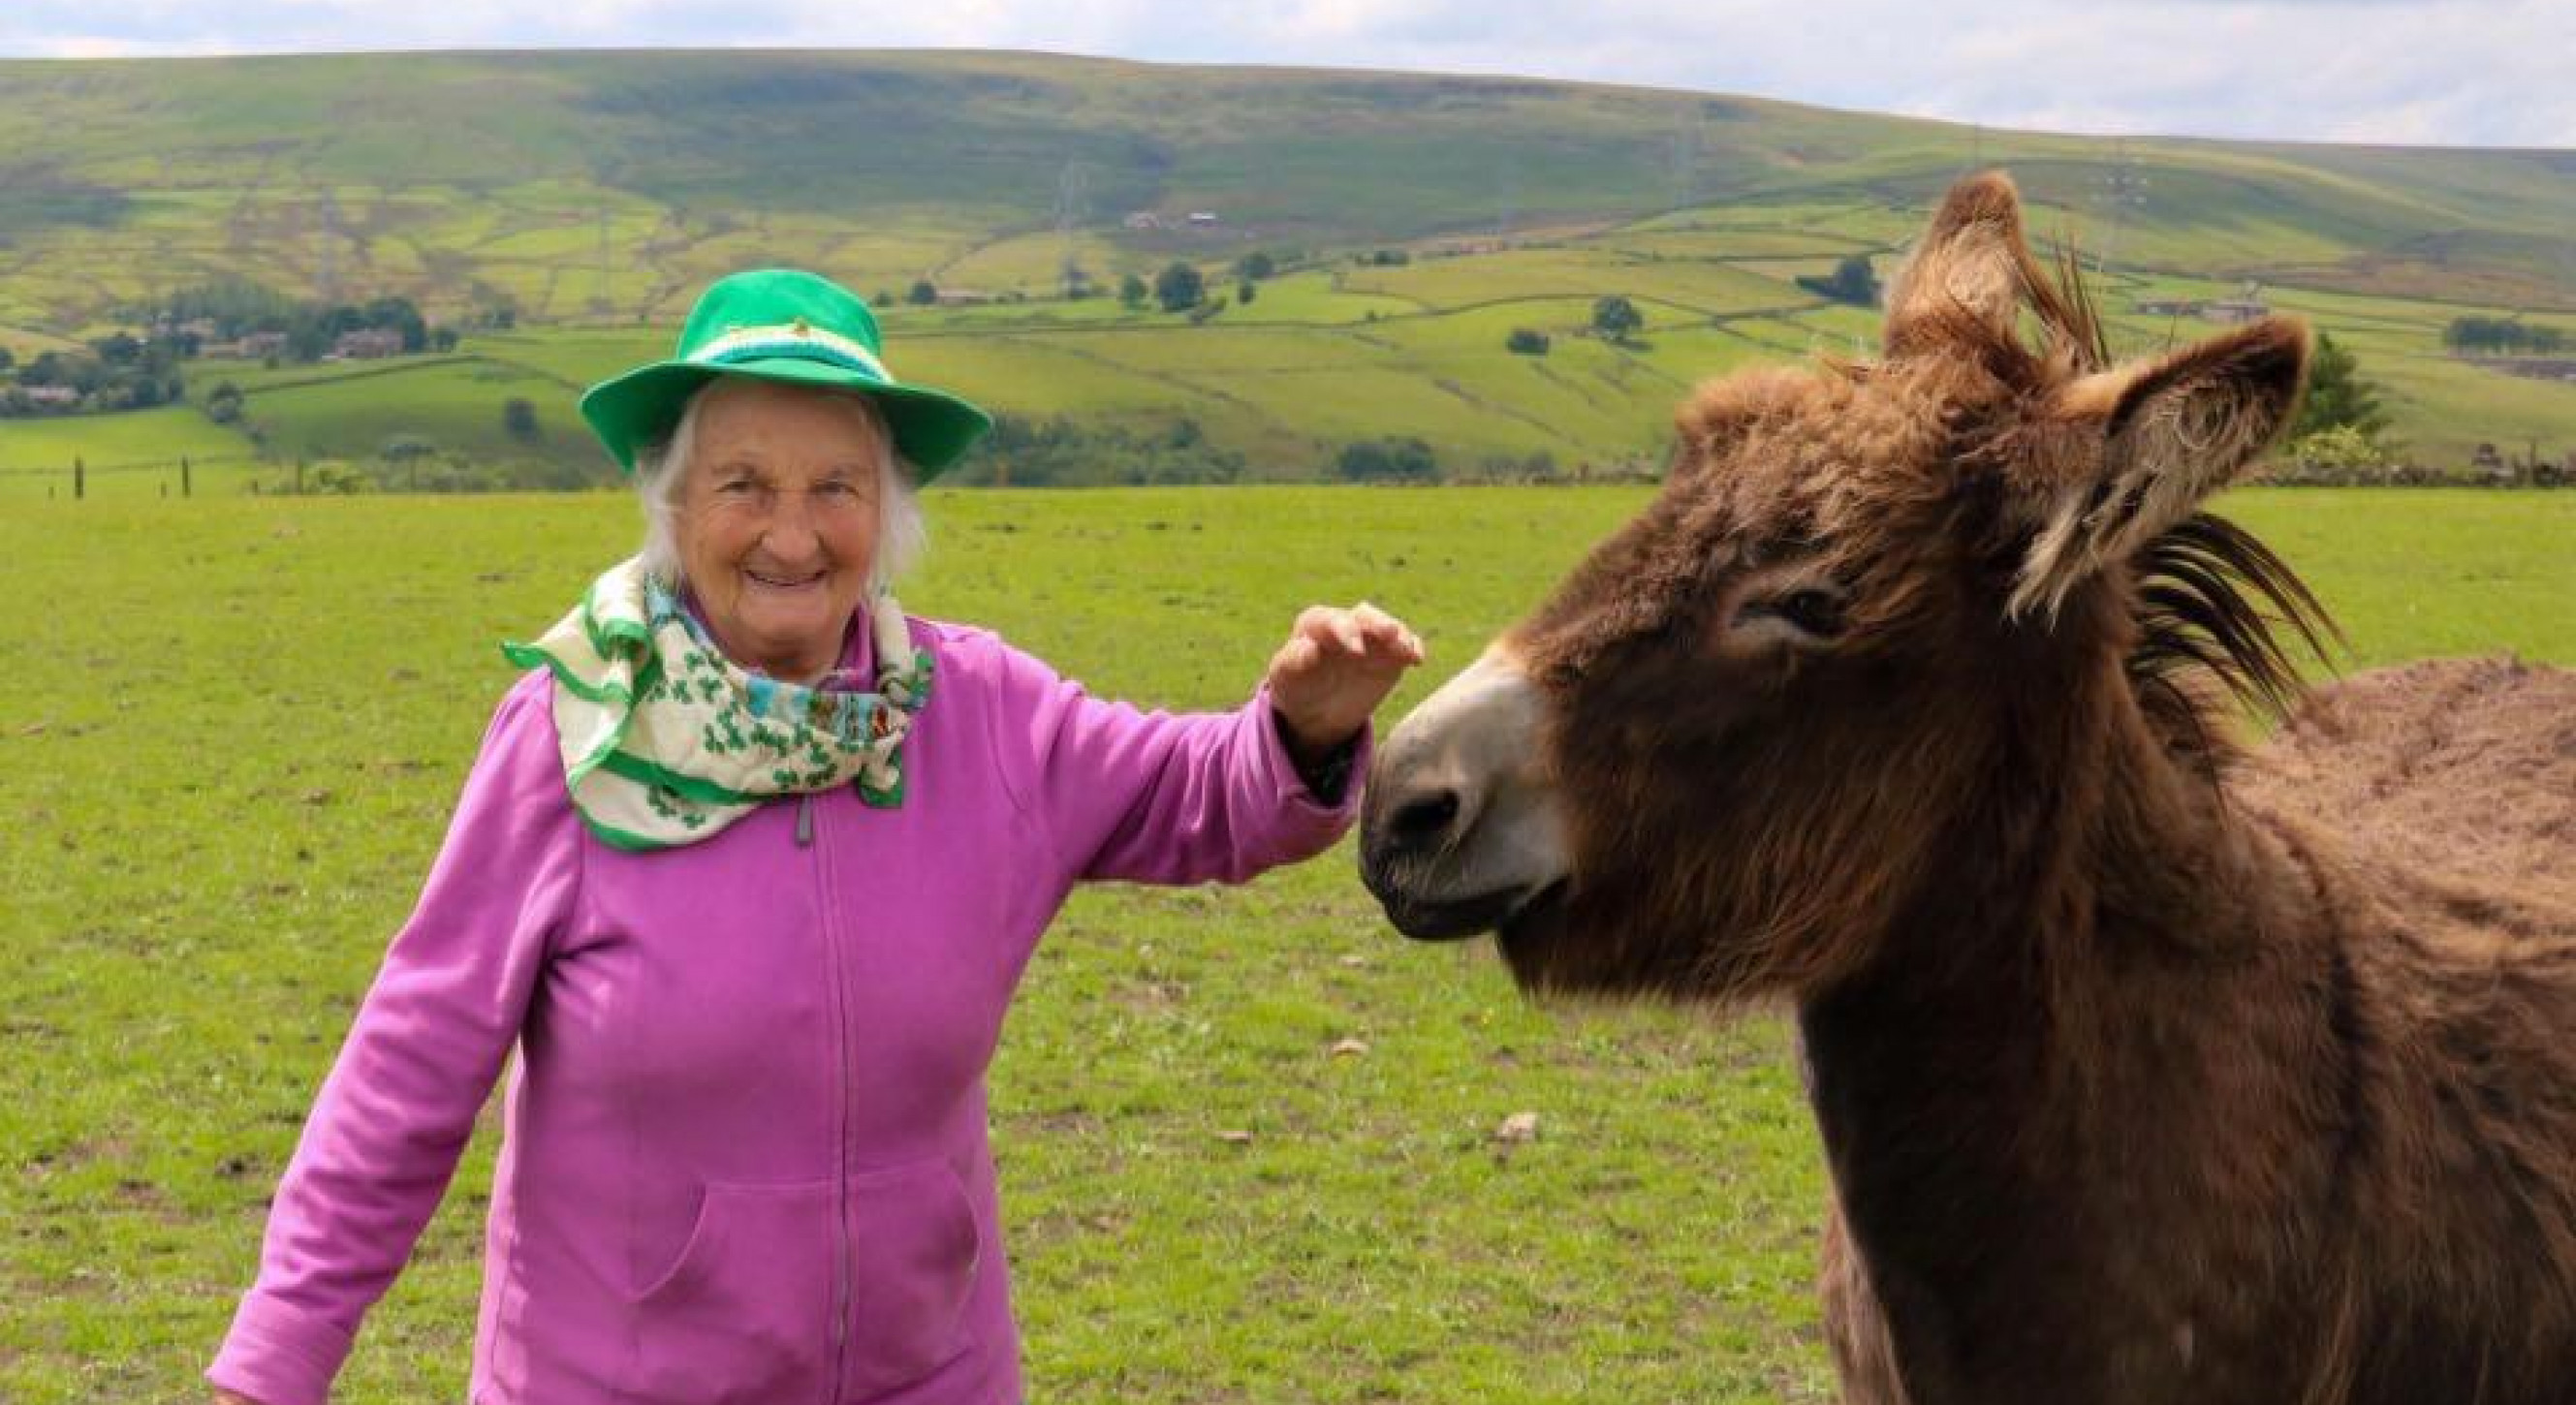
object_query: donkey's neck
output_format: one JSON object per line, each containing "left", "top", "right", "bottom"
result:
{"left": 1793, "top": 662, "right": 2339, "bottom": 1395}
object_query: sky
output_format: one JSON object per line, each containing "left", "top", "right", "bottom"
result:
{"left": 1, "top": 0, "right": 2568, "bottom": 149}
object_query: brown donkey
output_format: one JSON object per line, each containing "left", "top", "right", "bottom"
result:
{"left": 1359, "top": 172, "right": 2576, "bottom": 1404}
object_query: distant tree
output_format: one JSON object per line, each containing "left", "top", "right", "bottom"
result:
{"left": 873, "top": 289, "right": 897, "bottom": 309}
{"left": 2444, "top": 315, "right": 2565, "bottom": 356}
{"left": 91, "top": 331, "right": 144, "bottom": 365}
{"left": 1235, "top": 250, "right": 1276, "bottom": 281}
{"left": 0, "top": 347, "right": 14, "bottom": 373}
{"left": 502, "top": 397, "right": 542, "bottom": 442}
{"left": 429, "top": 327, "right": 460, "bottom": 353}
{"left": 1236, "top": 279, "right": 1257, "bottom": 306}
{"left": 381, "top": 434, "right": 439, "bottom": 489}
{"left": 363, "top": 296, "right": 429, "bottom": 352}
{"left": 1336, "top": 435, "right": 1439, "bottom": 483}
{"left": 1505, "top": 328, "right": 1551, "bottom": 356}
{"left": 1154, "top": 262, "right": 1205, "bottom": 314}
{"left": 1118, "top": 273, "right": 1149, "bottom": 309}
{"left": 2290, "top": 332, "right": 2390, "bottom": 443}
{"left": 205, "top": 381, "right": 245, "bottom": 425}
{"left": 1795, "top": 255, "right": 1881, "bottom": 307}
{"left": 1591, "top": 295, "right": 1644, "bottom": 344}
{"left": 906, "top": 280, "right": 940, "bottom": 307}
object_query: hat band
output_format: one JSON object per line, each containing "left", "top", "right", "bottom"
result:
{"left": 691, "top": 323, "right": 891, "bottom": 383}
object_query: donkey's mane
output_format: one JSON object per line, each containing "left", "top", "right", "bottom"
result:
{"left": 2127, "top": 511, "right": 2340, "bottom": 770}
{"left": 1942, "top": 243, "right": 2340, "bottom": 768}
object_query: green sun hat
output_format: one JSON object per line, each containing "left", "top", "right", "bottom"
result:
{"left": 578, "top": 268, "right": 992, "bottom": 482}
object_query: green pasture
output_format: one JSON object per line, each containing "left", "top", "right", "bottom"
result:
{"left": 3, "top": 486, "right": 2569, "bottom": 1403}
{"left": 0, "top": 406, "right": 256, "bottom": 486}
{"left": 6, "top": 49, "right": 2575, "bottom": 340}
{"left": 7, "top": 49, "right": 2576, "bottom": 485}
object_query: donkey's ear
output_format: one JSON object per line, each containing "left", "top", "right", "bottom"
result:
{"left": 2009, "top": 316, "right": 2309, "bottom": 619}
{"left": 1885, "top": 172, "right": 2049, "bottom": 359}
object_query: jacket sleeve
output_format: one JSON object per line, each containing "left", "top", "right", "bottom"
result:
{"left": 206, "top": 672, "right": 581, "bottom": 1405}
{"left": 979, "top": 633, "right": 1369, "bottom": 888}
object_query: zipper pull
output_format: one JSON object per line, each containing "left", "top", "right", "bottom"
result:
{"left": 795, "top": 793, "right": 814, "bottom": 848}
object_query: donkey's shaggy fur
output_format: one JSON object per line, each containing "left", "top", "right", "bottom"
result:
{"left": 1460, "top": 174, "right": 2576, "bottom": 1403}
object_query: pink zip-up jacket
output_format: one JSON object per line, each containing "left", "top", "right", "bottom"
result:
{"left": 207, "top": 612, "right": 1365, "bottom": 1405}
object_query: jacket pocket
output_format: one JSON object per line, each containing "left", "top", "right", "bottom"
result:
{"left": 629, "top": 1177, "right": 838, "bottom": 1405}
{"left": 839, "top": 1158, "right": 982, "bottom": 1402}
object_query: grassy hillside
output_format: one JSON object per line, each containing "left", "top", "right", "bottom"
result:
{"left": 1, "top": 50, "right": 2572, "bottom": 483}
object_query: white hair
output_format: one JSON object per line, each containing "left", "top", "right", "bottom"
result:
{"left": 635, "top": 380, "right": 928, "bottom": 594}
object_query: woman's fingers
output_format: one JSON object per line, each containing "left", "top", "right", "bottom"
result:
{"left": 1291, "top": 603, "right": 1423, "bottom": 669}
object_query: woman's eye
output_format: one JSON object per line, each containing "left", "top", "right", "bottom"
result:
{"left": 715, "top": 478, "right": 758, "bottom": 498}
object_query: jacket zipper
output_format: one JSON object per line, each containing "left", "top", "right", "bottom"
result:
{"left": 807, "top": 790, "right": 853, "bottom": 1403}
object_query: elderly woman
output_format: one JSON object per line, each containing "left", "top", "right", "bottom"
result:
{"left": 207, "top": 269, "right": 1421, "bottom": 1405}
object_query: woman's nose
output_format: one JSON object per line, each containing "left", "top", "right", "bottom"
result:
{"left": 759, "top": 494, "right": 827, "bottom": 560}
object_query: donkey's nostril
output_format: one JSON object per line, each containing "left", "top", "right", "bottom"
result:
{"left": 1389, "top": 789, "right": 1462, "bottom": 845}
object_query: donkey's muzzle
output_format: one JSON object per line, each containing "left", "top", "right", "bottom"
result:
{"left": 1358, "top": 646, "right": 1570, "bottom": 942}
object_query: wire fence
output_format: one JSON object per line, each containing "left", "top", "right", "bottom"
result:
{"left": 0, "top": 453, "right": 278, "bottom": 498}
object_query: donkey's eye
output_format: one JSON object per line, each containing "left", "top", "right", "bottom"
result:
{"left": 1733, "top": 584, "right": 1849, "bottom": 643}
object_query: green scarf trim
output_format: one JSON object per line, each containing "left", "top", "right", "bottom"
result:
{"left": 501, "top": 557, "right": 932, "bottom": 852}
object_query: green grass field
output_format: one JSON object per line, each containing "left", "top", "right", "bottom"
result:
{"left": 3, "top": 486, "right": 2568, "bottom": 1403}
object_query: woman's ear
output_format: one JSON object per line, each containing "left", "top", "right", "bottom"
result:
{"left": 2009, "top": 315, "right": 2309, "bottom": 620}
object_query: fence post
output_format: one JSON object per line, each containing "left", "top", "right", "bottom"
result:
{"left": 182, "top": 455, "right": 193, "bottom": 498}
{"left": 73, "top": 457, "right": 84, "bottom": 500}
{"left": 295, "top": 459, "right": 305, "bottom": 494}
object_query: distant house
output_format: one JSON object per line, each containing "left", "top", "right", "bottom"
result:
{"left": 19, "top": 385, "right": 79, "bottom": 408}
{"left": 2136, "top": 298, "right": 2205, "bottom": 317}
{"left": 933, "top": 288, "right": 995, "bottom": 307}
{"left": 1186, "top": 211, "right": 1220, "bottom": 227}
{"left": 206, "top": 330, "right": 290, "bottom": 359}
{"left": 1123, "top": 211, "right": 1165, "bottom": 231}
{"left": 331, "top": 328, "right": 405, "bottom": 359}
{"left": 2205, "top": 298, "right": 2271, "bottom": 325}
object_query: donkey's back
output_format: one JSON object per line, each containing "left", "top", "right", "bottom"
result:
{"left": 2240, "top": 654, "right": 2576, "bottom": 908}
{"left": 2235, "top": 655, "right": 2576, "bottom": 1402}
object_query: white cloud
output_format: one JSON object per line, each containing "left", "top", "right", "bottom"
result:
{"left": 0, "top": 0, "right": 2564, "bottom": 146}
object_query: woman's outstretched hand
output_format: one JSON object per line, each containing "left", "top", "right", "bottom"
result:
{"left": 1266, "top": 602, "right": 1426, "bottom": 765}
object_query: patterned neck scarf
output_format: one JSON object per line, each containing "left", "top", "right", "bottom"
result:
{"left": 502, "top": 557, "right": 932, "bottom": 851}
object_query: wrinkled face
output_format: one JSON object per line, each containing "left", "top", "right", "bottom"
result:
{"left": 677, "top": 377, "right": 887, "bottom": 682}
{"left": 1359, "top": 172, "right": 2309, "bottom": 1003}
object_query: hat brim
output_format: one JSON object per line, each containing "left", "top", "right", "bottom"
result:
{"left": 579, "top": 356, "right": 992, "bottom": 484}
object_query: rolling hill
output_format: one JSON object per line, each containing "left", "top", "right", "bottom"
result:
{"left": 1, "top": 48, "right": 2570, "bottom": 485}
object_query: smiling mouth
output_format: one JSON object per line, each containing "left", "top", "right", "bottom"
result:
{"left": 743, "top": 568, "right": 827, "bottom": 590}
